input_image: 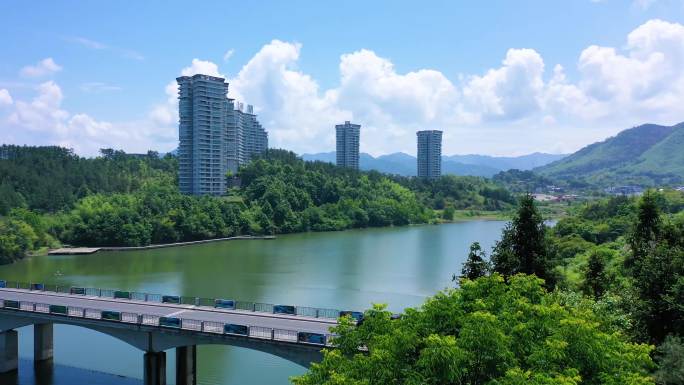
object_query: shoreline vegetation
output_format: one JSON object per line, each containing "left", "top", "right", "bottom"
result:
{"left": 294, "top": 191, "right": 684, "bottom": 385}
{"left": 0, "top": 146, "right": 517, "bottom": 264}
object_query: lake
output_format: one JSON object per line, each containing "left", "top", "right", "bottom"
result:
{"left": 0, "top": 220, "right": 507, "bottom": 385}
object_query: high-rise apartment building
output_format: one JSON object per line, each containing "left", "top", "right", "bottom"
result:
{"left": 417, "top": 130, "right": 442, "bottom": 179}
{"left": 335, "top": 121, "right": 360, "bottom": 169}
{"left": 226, "top": 103, "right": 268, "bottom": 174}
{"left": 177, "top": 74, "right": 267, "bottom": 196}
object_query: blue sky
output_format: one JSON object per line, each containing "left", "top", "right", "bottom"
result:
{"left": 1, "top": 0, "right": 684, "bottom": 156}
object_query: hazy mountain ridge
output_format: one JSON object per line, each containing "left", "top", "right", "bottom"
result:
{"left": 302, "top": 151, "right": 566, "bottom": 177}
{"left": 535, "top": 122, "right": 684, "bottom": 186}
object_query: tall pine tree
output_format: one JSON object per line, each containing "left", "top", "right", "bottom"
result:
{"left": 491, "top": 194, "right": 555, "bottom": 288}
{"left": 460, "top": 242, "right": 490, "bottom": 281}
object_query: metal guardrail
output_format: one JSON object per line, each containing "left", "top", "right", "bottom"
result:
{"left": 0, "top": 279, "right": 346, "bottom": 321}
{"left": 0, "top": 298, "right": 336, "bottom": 347}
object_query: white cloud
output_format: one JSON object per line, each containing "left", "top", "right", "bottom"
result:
{"left": 225, "top": 21, "right": 684, "bottom": 155}
{"left": 65, "top": 36, "right": 145, "bottom": 61}
{"left": 0, "top": 89, "right": 12, "bottom": 106}
{"left": 20, "top": 58, "right": 62, "bottom": 78}
{"left": 574, "top": 19, "right": 684, "bottom": 123}
{"left": 180, "top": 59, "right": 223, "bottom": 77}
{"left": 462, "top": 48, "right": 545, "bottom": 121}
{"left": 68, "top": 36, "right": 107, "bottom": 50}
{"left": 80, "top": 82, "right": 122, "bottom": 93}
{"left": 3, "top": 81, "right": 176, "bottom": 155}
{"left": 223, "top": 49, "right": 235, "bottom": 62}
{"left": 4, "top": 19, "right": 684, "bottom": 157}
{"left": 228, "top": 40, "right": 347, "bottom": 153}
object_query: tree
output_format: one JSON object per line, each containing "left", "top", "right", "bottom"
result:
{"left": 627, "top": 191, "right": 662, "bottom": 271}
{"left": 292, "top": 274, "right": 655, "bottom": 385}
{"left": 491, "top": 194, "right": 556, "bottom": 288}
{"left": 631, "top": 243, "right": 684, "bottom": 343}
{"left": 655, "top": 335, "right": 684, "bottom": 385}
{"left": 582, "top": 248, "right": 608, "bottom": 299}
{"left": 442, "top": 206, "right": 455, "bottom": 221}
{"left": 624, "top": 193, "right": 684, "bottom": 344}
{"left": 460, "top": 242, "right": 490, "bottom": 281}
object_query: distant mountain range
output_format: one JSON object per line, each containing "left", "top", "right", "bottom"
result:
{"left": 535, "top": 122, "right": 684, "bottom": 187}
{"left": 301, "top": 151, "right": 567, "bottom": 177}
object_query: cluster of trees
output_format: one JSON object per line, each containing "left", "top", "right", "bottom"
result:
{"left": 0, "top": 208, "right": 58, "bottom": 264}
{"left": 391, "top": 174, "right": 516, "bottom": 212}
{"left": 293, "top": 274, "right": 654, "bottom": 385}
{"left": 0, "top": 145, "right": 176, "bottom": 214}
{"left": 461, "top": 190, "right": 684, "bottom": 382}
{"left": 57, "top": 151, "right": 433, "bottom": 246}
{"left": 297, "top": 190, "right": 684, "bottom": 384}
{"left": 0, "top": 147, "right": 517, "bottom": 255}
{"left": 238, "top": 150, "right": 434, "bottom": 233}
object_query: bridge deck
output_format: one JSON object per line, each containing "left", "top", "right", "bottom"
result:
{"left": 0, "top": 288, "right": 337, "bottom": 335}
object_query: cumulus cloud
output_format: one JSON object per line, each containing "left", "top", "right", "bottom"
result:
{"left": 574, "top": 19, "right": 684, "bottom": 123}
{"left": 228, "top": 40, "right": 347, "bottom": 152}
{"left": 462, "top": 48, "right": 545, "bottom": 121}
{"left": 3, "top": 81, "right": 175, "bottom": 155}
{"left": 20, "top": 58, "right": 62, "bottom": 78}
{"left": 4, "top": 19, "right": 684, "bottom": 157}
{"left": 226, "top": 20, "right": 684, "bottom": 155}
{"left": 223, "top": 49, "right": 235, "bottom": 62}
{"left": 0, "top": 89, "right": 12, "bottom": 106}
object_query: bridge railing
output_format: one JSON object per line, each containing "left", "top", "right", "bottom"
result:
{"left": 0, "top": 298, "right": 337, "bottom": 347}
{"left": 0, "top": 279, "right": 348, "bottom": 322}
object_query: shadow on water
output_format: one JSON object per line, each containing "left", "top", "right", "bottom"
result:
{"left": 0, "top": 359, "right": 141, "bottom": 385}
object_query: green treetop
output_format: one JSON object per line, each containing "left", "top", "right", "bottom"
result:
{"left": 293, "top": 274, "right": 654, "bottom": 385}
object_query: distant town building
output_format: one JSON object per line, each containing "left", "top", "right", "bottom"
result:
{"left": 177, "top": 74, "right": 267, "bottom": 196}
{"left": 336, "top": 121, "right": 361, "bottom": 169}
{"left": 604, "top": 185, "right": 644, "bottom": 197}
{"left": 417, "top": 130, "right": 442, "bottom": 179}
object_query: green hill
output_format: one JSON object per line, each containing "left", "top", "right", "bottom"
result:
{"left": 536, "top": 122, "right": 684, "bottom": 187}
{"left": 627, "top": 126, "right": 684, "bottom": 179}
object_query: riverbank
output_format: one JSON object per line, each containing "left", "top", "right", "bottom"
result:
{"left": 21, "top": 206, "right": 563, "bottom": 262}
{"left": 48, "top": 235, "right": 276, "bottom": 255}
{"left": 46, "top": 214, "right": 517, "bottom": 256}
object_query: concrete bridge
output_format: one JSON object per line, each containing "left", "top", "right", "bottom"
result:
{"left": 0, "top": 280, "right": 349, "bottom": 385}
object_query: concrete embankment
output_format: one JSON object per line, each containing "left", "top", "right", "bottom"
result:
{"left": 48, "top": 235, "right": 276, "bottom": 255}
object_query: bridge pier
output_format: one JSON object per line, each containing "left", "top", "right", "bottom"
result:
{"left": 0, "top": 330, "right": 18, "bottom": 373}
{"left": 144, "top": 351, "right": 166, "bottom": 385}
{"left": 176, "top": 345, "right": 196, "bottom": 385}
{"left": 34, "top": 323, "right": 54, "bottom": 362}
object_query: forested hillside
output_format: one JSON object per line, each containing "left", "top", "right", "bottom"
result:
{"left": 536, "top": 122, "right": 684, "bottom": 186}
{"left": 0, "top": 147, "right": 515, "bottom": 263}
{"left": 0, "top": 145, "right": 176, "bottom": 213}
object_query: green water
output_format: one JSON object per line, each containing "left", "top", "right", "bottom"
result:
{"left": 0, "top": 220, "right": 506, "bottom": 385}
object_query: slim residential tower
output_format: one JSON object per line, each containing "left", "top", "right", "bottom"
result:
{"left": 417, "top": 130, "right": 442, "bottom": 179}
{"left": 335, "top": 121, "right": 361, "bottom": 169}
